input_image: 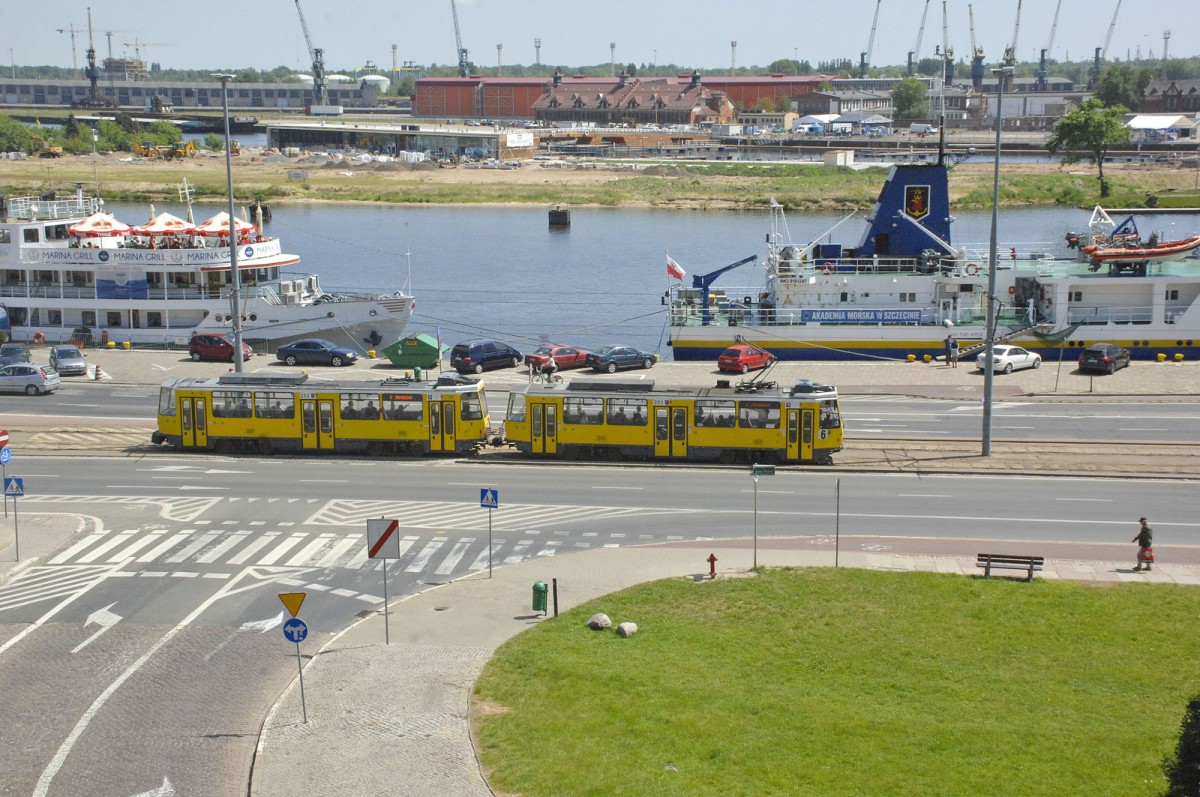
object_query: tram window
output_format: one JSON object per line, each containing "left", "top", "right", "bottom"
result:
{"left": 655, "top": 409, "right": 668, "bottom": 440}
{"left": 212, "top": 390, "right": 252, "bottom": 418}
{"left": 506, "top": 393, "right": 526, "bottom": 422}
{"left": 461, "top": 393, "right": 483, "bottom": 421}
{"left": 564, "top": 396, "right": 603, "bottom": 425}
{"left": 341, "top": 392, "right": 379, "bottom": 420}
{"left": 606, "top": 397, "right": 647, "bottom": 426}
{"left": 158, "top": 387, "right": 177, "bottom": 416}
{"left": 302, "top": 404, "right": 315, "bottom": 433}
{"left": 738, "top": 401, "right": 780, "bottom": 429}
{"left": 319, "top": 402, "right": 333, "bottom": 433}
{"left": 255, "top": 391, "right": 295, "bottom": 419}
{"left": 383, "top": 394, "right": 423, "bottom": 421}
{"left": 819, "top": 399, "right": 841, "bottom": 429}
{"left": 695, "top": 399, "right": 735, "bottom": 428}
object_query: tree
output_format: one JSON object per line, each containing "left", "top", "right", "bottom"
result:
{"left": 1045, "top": 99, "right": 1132, "bottom": 198}
{"left": 891, "top": 77, "right": 928, "bottom": 120}
{"left": 1162, "top": 694, "right": 1200, "bottom": 797}
{"left": 1095, "top": 64, "right": 1154, "bottom": 110}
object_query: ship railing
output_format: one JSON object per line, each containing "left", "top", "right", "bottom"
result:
{"left": 1066, "top": 305, "right": 1154, "bottom": 326}
{"left": 778, "top": 256, "right": 931, "bottom": 277}
{"left": 5, "top": 195, "right": 101, "bottom": 220}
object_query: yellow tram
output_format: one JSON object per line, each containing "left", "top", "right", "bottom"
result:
{"left": 152, "top": 372, "right": 490, "bottom": 456}
{"left": 504, "top": 378, "right": 843, "bottom": 465}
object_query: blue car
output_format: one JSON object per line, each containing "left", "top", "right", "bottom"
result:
{"left": 276, "top": 339, "right": 359, "bottom": 367}
{"left": 585, "top": 345, "right": 658, "bottom": 373}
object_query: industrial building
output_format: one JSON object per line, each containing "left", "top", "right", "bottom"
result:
{"left": 0, "top": 78, "right": 380, "bottom": 110}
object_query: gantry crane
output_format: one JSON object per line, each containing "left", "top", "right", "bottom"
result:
{"left": 907, "top": 0, "right": 931, "bottom": 76}
{"left": 451, "top": 0, "right": 470, "bottom": 78}
{"left": 293, "top": 0, "right": 330, "bottom": 106}
{"left": 1088, "top": 0, "right": 1122, "bottom": 89}
{"left": 1035, "top": 0, "right": 1062, "bottom": 91}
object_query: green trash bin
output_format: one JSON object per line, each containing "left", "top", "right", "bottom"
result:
{"left": 532, "top": 581, "right": 548, "bottom": 613}
{"left": 414, "top": 366, "right": 422, "bottom": 380}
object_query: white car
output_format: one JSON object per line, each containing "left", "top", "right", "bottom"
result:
{"left": 976, "top": 345, "right": 1042, "bottom": 374}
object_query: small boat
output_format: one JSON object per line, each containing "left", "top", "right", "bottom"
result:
{"left": 0, "top": 186, "right": 414, "bottom": 351}
{"left": 1081, "top": 235, "right": 1200, "bottom": 264}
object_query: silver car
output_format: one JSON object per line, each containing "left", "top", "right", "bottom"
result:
{"left": 49, "top": 345, "right": 88, "bottom": 376}
{"left": 0, "top": 363, "right": 61, "bottom": 395}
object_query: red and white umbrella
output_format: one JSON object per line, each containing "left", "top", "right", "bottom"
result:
{"left": 194, "top": 211, "right": 256, "bottom": 237}
{"left": 133, "top": 211, "right": 196, "bottom": 237}
{"left": 68, "top": 212, "right": 132, "bottom": 237}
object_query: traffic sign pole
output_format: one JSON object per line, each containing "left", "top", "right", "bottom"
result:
{"left": 480, "top": 487, "right": 499, "bottom": 578}
{"left": 366, "top": 518, "right": 401, "bottom": 645}
{"left": 281, "top": 616, "right": 309, "bottom": 723}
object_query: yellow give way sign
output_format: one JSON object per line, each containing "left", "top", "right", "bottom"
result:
{"left": 278, "top": 592, "right": 306, "bottom": 618}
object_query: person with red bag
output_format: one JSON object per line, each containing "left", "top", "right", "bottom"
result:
{"left": 1132, "top": 517, "right": 1154, "bottom": 572}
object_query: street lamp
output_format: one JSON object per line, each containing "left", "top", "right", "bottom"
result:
{"left": 982, "top": 66, "right": 1014, "bottom": 456}
{"left": 213, "top": 73, "right": 244, "bottom": 374}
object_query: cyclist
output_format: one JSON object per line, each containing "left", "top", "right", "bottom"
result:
{"left": 540, "top": 354, "right": 558, "bottom": 381}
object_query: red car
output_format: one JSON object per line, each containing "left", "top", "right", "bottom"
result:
{"left": 524, "top": 344, "right": 590, "bottom": 371}
{"left": 718, "top": 344, "right": 774, "bottom": 374}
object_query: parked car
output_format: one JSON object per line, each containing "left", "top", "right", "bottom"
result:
{"left": 976, "top": 345, "right": 1042, "bottom": 374}
{"left": 189, "top": 334, "right": 254, "bottom": 363}
{"left": 48, "top": 345, "right": 88, "bottom": 376}
{"left": 718, "top": 344, "right": 774, "bottom": 374}
{"left": 0, "top": 342, "right": 32, "bottom": 366}
{"left": 0, "top": 363, "right": 61, "bottom": 395}
{"left": 450, "top": 340, "right": 523, "bottom": 374}
{"left": 1078, "top": 343, "right": 1131, "bottom": 374}
{"left": 275, "top": 339, "right": 358, "bottom": 367}
{"left": 586, "top": 345, "right": 659, "bottom": 373}
{"left": 524, "top": 344, "right": 590, "bottom": 371}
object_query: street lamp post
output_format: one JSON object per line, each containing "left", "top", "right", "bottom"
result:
{"left": 214, "top": 73, "right": 244, "bottom": 374}
{"left": 983, "top": 66, "right": 1013, "bottom": 456}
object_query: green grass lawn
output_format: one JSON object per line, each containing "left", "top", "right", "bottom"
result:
{"left": 473, "top": 568, "right": 1199, "bottom": 796}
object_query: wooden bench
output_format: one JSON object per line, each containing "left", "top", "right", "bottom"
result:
{"left": 976, "top": 553, "right": 1044, "bottom": 582}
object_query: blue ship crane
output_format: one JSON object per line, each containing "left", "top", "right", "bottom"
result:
{"left": 690, "top": 255, "right": 757, "bottom": 326}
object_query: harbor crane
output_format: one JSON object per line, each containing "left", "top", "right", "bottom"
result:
{"left": 1001, "top": 0, "right": 1023, "bottom": 91}
{"left": 1035, "top": 0, "right": 1062, "bottom": 91}
{"left": 907, "top": 0, "right": 931, "bottom": 76}
{"left": 451, "top": 0, "right": 470, "bottom": 78}
{"left": 77, "top": 7, "right": 115, "bottom": 109}
{"left": 859, "top": 0, "right": 881, "bottom": 79}
{"left": 968, "top": 4, "right": 985, "bottom": 88}
{"left": 939, "top": 0, "right": 955, "bottom": 82}
{"left": 1088, "top": 0, "right": 1122, "bottom": 89}
{"left": 293, "top": 0, "right": 330, "bottom": 106}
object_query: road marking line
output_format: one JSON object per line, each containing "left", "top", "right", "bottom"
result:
{"left": 315, "top": 537, "right": 359, "bottom": 568}
{"left": 256, "top": 533, "right": 309, "bottom": 566}
{"left": 195, "top": 531, "right": 251, "bottom": 564}
{"left": 137, "top": 531, "right": 195, "bottom": 563}
{"left": 74, "top": 532, "right": 136, "bottom": 564}
{"left": 404, "top": 539, "right": 444, "bottom": 572}
{"left": 164, "top": 531, "right": 222, "bottom": 564}
{"left": 285, "top": 534, "right": 336, "bottom": 567}
{"left": 106, "top": 531, "right": 168, "bottom": 562}
{"left": 434, "top": 539, "right": 474, "bottom": 575}
{"left": 226, "top": 531, "right": 280, "bottom": 565}
{"left": 47, "top": 532, "right": 108, "bottom": 565}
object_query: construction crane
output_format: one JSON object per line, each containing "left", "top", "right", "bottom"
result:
{"left": 77, "top": 7, "right": 114, "bottom": 109}
{"left": 968, "top": 3, "right": 985, "bottom": 89}
{"left": 1035, "top": 0, "right": 1062, "bottom": 91}
{"left": 940, "top": 0, "right": 955, "bottom": 83}
{"left": 451, "top": 0, "right": 469, "bottom": 78}
{"left": 859, "top": 0, "right": 882, "bottom": 79}
{"left": 293, "top": 0, "right": 330, "bottom": 106}
{"left": 1002, "top": 0, "right": 1022, "bottom": 71}
{"left": 1088, "top": 0, "right": 1122, "bottom": 89}
{"left": 122, "top": 38, "right": 173, "bottom": 64}
{"left": 56, "top": 24, "right": 81, "bottom": 78}
{"left": 907, "top": 0, "right": 931, "bottom": 76}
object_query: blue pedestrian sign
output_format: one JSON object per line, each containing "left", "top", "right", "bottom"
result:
{"left": 3, "top": 477, "right": 23, "bottom": 497}
{"left": 0, "top": 447, "right": 11, "bottom": 466}
{"left": 282, "top": 617, "right": 308, "bottom": 644}
{"left": 480, "top": 488, "right": 499, "bottom": 509}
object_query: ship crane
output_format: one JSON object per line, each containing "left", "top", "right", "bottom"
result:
{"left": 688, "top": 255, "right": 758, "bottom": 327}
{"left": 1035, "top": 0, "right": 1062, "bottom": 91}
{"left": 293, "top": 0, "right": 330, "bottom": 107}
{"left": 859, "top": 0, "right": 882, "bottom": 79}
{"left": 1088, "top": 0, "right": 1122, "bottom": 89}
{"left": 907, "top": 0, "right": 931, "bottom": 76}
{"left": 451, "top": 0, "right": 470, "bottom": 78}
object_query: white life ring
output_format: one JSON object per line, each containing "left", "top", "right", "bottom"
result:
{"left": 821, "top": 263, "right": 835, "bottom": 276}
{"left": 964, "top": 263, "right": 980, "bottom": 276}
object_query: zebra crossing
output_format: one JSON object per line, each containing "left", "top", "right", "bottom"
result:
{"left": 306, "top": 499, "right": 680, "bottom": 530}
{"left": 0, "top": 565, "right": 113, "bottom": 614}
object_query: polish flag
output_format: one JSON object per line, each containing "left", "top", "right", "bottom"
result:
{"left": 666, "top": 255, "right": 686, "bottom": 280}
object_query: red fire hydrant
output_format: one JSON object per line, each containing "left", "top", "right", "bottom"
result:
{"left": 707, "top": 553, "right": 718, "bottom": 580}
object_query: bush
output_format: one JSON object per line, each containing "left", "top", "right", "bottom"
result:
{"left": 1163, "top": 694, "right": 1200, "bottom": 797}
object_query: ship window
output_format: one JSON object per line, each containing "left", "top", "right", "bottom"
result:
{"left": 840, "top": 292, "right": 849, "bottom": 302}
{"left": 23, "top": 228, "right": 39, "bottom": 243}
{"left": 1166, "top": 289, "right": 1179, "bottom": 301}
{"left": 0, "top": 230, "right": 10, "bottom": 244}
{"left": 1070, "top": 291, "right": 1082, "bottom": 302}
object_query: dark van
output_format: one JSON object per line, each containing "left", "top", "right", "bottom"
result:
{"left": 450, "top": 340, "right": 523, "bottom": 374}
{"left": 1078, "top": 343, "right": 1130, "bottom": 374}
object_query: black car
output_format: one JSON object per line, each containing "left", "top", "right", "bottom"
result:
{"left": 275, "top": 339, "right": 359, "bottom": 367}
{"left": 450, "top": 340, "right": 523, "bottom": 374}
{"left": 585, "top": 345, "right": 659, "bottom": 373}
{"left": 1078, "top": 343, "right": 1131, "bottom": 374}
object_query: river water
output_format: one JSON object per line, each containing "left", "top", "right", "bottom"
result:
{"left": 107, "top": 199, "right": 1200, "bottom": 359}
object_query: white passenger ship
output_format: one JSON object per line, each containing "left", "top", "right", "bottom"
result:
{"left": 0, "top": 186, "right": 414, "bottom": 351}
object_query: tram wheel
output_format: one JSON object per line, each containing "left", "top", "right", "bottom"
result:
{"left": 257, "top": 439, "right": 274, "bottom": 456}
{"left": 213, "top": 439, "right": 233, "bottom": 455}
{"left": 719, "top": 449, "right": 738, "bottom": 465}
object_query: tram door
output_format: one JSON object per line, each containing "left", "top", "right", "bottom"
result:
{"left": 180, "top": 397, "right": 207, "bottom": 448}
{"left": 429, "top": 399, "right": 457, "bottom": 452}
{"left": 653, "top": 405, "right": 688, "bottom": 459}
{"left": 800, "top": 408, "right": 815, "bottom": 463}
{"left": 786, "top": 408, "right": 800, "bottom": 462}
{"left": 301, "top": 399, "right": 336, "bottom": 450}
{"left": 529, "top": 400, "right": 557, "bottom": 455}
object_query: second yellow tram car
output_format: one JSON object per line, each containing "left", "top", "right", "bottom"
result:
{"left": 152, "top": 372, "right": 490, "bottom": 456}
{"left": 504, "top": 378, "right": 842, "bottom": 465}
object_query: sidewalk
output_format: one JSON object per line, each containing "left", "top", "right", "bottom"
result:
{"left": 246, "top": 540, "right": 1200, "bottom": 797}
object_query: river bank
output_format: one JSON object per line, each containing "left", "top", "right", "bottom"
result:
{"left": 4, "top": 150, "right": 1197, "bottom": 211}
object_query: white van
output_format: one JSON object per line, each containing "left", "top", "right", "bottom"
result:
{"left": 908, "top": 123, "right": 938, "bottom": 135}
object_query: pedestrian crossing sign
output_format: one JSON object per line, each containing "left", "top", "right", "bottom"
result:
{"left": 480, "top": 488, "right": 499, "bottom": 509}
{"left": 3, "top": 477, "right": 23, "bottom": 497}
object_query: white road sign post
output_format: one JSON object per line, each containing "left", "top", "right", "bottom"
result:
{"left": 367, "top": 518, "right": 402, "bottom": 644}
{"left": 750, "top": 464, "right": 775, "bottom": 569}
{"left": 4, "top": 476, "right": 23, "bottom": 560}
{"left": 481, "top": 488, "right": 499, "bottom": 578}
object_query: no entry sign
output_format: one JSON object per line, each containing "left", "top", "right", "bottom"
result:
{"left": 0, "top": 429, "right": 9, "bottom": 448}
